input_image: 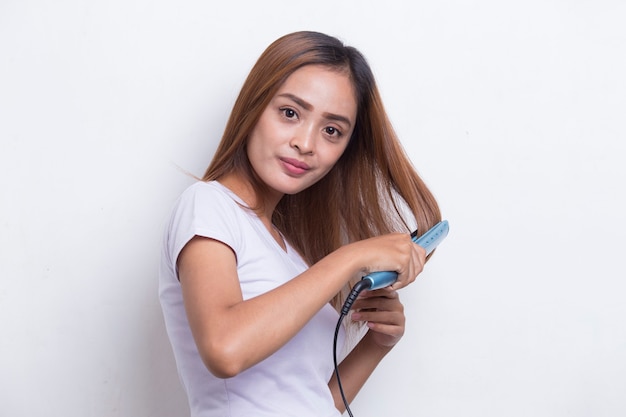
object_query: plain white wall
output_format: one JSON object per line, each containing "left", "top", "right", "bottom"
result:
{"left": 1, "top": 1, "right": 625, "bottom": 416}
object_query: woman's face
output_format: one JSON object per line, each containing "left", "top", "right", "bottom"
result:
{"left": 246, "top": 64, "right": 357, "bottom": 198}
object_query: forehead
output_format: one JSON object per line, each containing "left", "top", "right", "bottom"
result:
{"left": 275, "top": 65, "right": 357, "bottom": 120}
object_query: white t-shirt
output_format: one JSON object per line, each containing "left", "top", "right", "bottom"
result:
{"left": 159, "top": 181, "right": 346, "bottom": 417}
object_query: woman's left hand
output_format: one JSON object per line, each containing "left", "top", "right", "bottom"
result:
{"left": 350, "top": 288, "right": 405, "bottom": 349}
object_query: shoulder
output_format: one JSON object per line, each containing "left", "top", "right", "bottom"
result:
{"left": 179, "top": 180, "right": 239, "bottom": 205}
{"left": 163, "top": 181, "right": 249, "bottom": 271}
{"left": 168, "top": 181, "right": 246, "bottom": 242}
{"left": 172, "top": 181, "right": 245, "bottom": 218}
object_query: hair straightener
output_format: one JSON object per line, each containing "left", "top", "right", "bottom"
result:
{"left": 360, "top": 220, "right": 450, "bottom": 291}
{"left": 341, "top": 220, "right": 450, "bottom": 315}
{"left": 333, "top": 220, "right": 449, "bottom": 417}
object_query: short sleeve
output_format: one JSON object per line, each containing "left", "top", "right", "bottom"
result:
{"left": 165, "top": 182, "right": 243, "bottom": 276}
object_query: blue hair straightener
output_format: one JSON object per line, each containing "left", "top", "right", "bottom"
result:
{"left": 361, "top": 219, "right": 450, "bottom": 290}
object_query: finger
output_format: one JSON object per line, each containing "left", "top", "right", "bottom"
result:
{"left": 364, "top": 321, "right": 405, "bottom": 338}
{"left": 351, "top": 309, "right": 405, "bottom": 326}
{"left": 358, "top": 288, "right": 398, "bottom": 299}
{"left": 352, "top": 290, "right": 400, "bottom": 308}
{"left": 390, "top": 244, "right": 426, "bottom": 290}
{"left": 390, "top": 278, "right": 408, "bottom": 291}
{"left": 352, "top": 299, "right": 404, "bottom": 313}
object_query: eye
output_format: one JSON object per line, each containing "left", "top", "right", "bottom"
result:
{"left": 280, "top": 107, "right": 298, "bottom": 120}
{"left": 324, "top": 126, "right": 343, "bottom": 138}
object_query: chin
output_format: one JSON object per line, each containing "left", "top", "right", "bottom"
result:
{"left": 267, "top": 174, "right": 322, "bottom": 196}
{"left": 280, "top": 185, "right": 307, "bottom": 196}
{"left": 273, "top": 182, "right": 311, "bottom": 196}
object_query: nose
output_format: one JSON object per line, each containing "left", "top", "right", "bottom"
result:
{"left": 290, "top": 124, "right": 315, "bottom": 154}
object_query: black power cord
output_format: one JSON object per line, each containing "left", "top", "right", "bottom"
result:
{"left": 333, "top": 279, "right": 372, "bottom": 417}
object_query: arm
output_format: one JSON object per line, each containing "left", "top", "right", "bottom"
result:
{"left": 178, "top": 233, "right": 424, "bottom": 378}
{"left": 328, "top": 288, "right": 407, "bottom": 412}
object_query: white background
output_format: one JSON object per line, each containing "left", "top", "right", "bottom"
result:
{"left": 1, "top": 1, "right": 625, "bottom": 416}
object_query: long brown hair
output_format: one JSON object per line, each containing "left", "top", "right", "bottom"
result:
{"left": 203, "top": 31, "right": 441, "bottom": 310}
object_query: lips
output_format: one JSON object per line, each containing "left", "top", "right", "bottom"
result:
{"left": 280, "top": 157, "right": 310, "bottom": 175}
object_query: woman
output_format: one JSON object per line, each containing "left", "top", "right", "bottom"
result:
{"left": 159, "top": 31, "right": 441, "bottom": 416}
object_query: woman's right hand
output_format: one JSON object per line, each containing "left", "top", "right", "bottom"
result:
{"left": 346, "top": 233, "right": 426, "bottom": 290}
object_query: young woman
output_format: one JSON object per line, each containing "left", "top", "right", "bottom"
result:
{"left": 159, "top": 31, "right": 441, "bottom": 416}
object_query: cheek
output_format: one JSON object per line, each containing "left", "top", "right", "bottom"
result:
{"left": 247, "top": 123, "right": 272, "bottom": 157}
{"left": 319, "top": 143, "right": 349, "bottom": 173}
{"left": 332, "top": 139, "right": 351, "bottom": 162}
{"left": 245, "top": 133, "right": 267, "bottom": 173}
{"left": 249, "top": 117, "right": 286, "bottom": 151}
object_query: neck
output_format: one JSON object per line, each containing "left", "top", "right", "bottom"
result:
{"left": 217, "top": 172, "right": 283, "bottom": 222}
{"left": 217, "top": 172, "right": 287, "bottom": 251}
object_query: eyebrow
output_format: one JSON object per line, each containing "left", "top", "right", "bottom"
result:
{"left": 277, "top": 93, "right": 353, "bottom": 128}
